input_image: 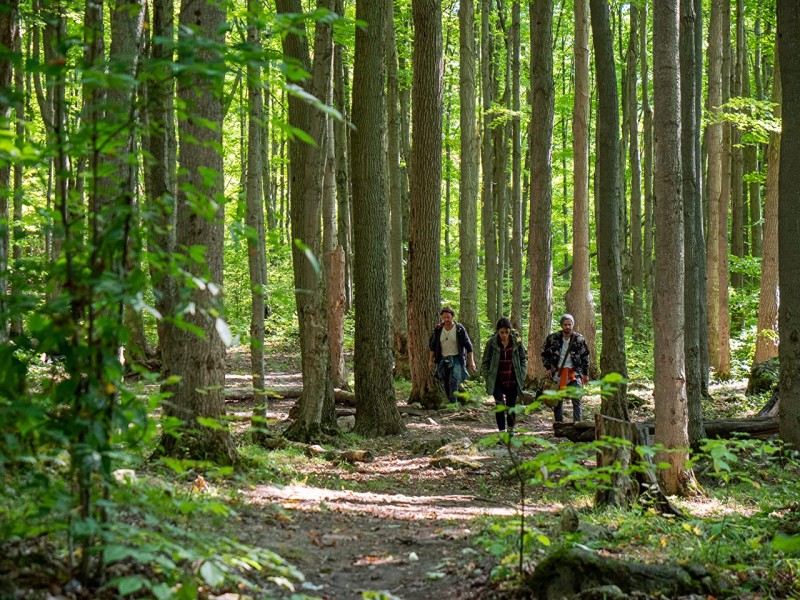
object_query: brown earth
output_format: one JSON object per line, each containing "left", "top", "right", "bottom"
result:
{"left": 217, "top": 347, "right": 603, "bottom": 600}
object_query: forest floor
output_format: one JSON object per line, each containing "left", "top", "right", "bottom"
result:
{"left": 4, "top": 347, "right": 767, "bottom": 600}
{"left": 215, "top": 347, "right": 657, "bottom": 600}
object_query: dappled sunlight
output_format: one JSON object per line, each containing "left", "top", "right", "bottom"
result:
{"left": 242, "top": 482, "right": 526, "bottom": 521}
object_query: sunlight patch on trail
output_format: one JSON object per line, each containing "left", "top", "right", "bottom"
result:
{"left": 241, "top": 483, "right": 543, "bottom": 521}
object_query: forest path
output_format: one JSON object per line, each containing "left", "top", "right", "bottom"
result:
{"left": 222, "top": 349, "right": 565, "bottom": 599}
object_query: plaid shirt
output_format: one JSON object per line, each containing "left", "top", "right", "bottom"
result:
{"left": 498, "top": 344, "right": 516, "bottom": 388}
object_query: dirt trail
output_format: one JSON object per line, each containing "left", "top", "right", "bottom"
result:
{"left": 223, "top": 352, "right": 567, "bottom": 600}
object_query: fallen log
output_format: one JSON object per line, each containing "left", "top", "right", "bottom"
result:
{"left": 555, "top": 416, "right": 779, "bottom": 442}
{"left": 225, "top": 386, "right": 357, "bottom": 407}
{"left": 526, "top": 547, "right": 732, "bottom": 599}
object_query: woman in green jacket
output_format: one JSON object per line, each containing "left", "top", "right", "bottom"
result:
{"left": 481, "top": 317, "right": 528, "bottom": 433}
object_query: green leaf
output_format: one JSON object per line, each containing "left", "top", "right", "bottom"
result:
{"left": 103, "top": 545, "right": 132, "bottom": 563}
{"left": 199, "top": 560, "right": 226, "bottom": 587}
{"left": 772, "top": 533, "right": 800, "bottom": 553}
{"left": 536, "top": 534, "right": 550, "bottom": 546}
{"left": 115, "top": 575, "right": 147, "bottom": 595}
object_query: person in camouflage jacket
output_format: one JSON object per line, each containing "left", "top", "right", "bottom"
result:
{"left": 541, "top": 313, "right": 590, "bottom": 422}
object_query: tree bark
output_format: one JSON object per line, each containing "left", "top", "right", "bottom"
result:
{"left": 565, "top": 0, "right": 599, "bottom": 380}
{"left": 158, "top": 0, "right": 236, "bottom": 464}
{"left": 754, "top": 44, "right": 779, "bottom": 365}
{"left": 480, "top": 0, "right": 498, "bottom": 328}
{"left": 641, "top": 1, "right": 654, "bottom": 311}
{"left": 590, "top": 0, "right": 628, "bottom": 418}
{"left": 276, "top": 0, "right": 337, "bottom": 442}
{"left": 706, "top": 0, "right": 724, "bottom": 379}
{"left": 628, "top": 4, "right": 643, "bottom": 339}
{"left": 387, "top": 0, "right": 409, "bottom": 377}
{"left": 510, "top": 0, "right": 523, "bottom": 335}
{"left": 246, "top": 0, "right": 267, "bottom": 417}
{"left": 407, "top": 0, "right": 444, "bottom": 408}
{"left": 681, "top": 0, "right": 706, "bottom": 444}
{"left": 0, "top": 0, "right": 17, "bottom": 341}
{"left": 526, "top": 0, "right": 554, "bottom": 386}
{"left": 777, "top": 0, "right": 800, "bottom": 447}
{"left": 459, "top": 0, "right": 481, "bottom": 363}
{"left": 653, "top": 0, "right": 695, "bottom": 497}
{"left": 351, "top": 0, "right": 405, "bottom": 436}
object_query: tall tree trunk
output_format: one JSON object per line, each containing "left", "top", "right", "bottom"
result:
{"left": 0, "top": 0, "right": 17, "bottom": 341}
{"left": 10, "top": 7, "right": 23, "bottom": 338}
{"left": 681, "top": 0, "right": 707, "bottom": 445}
{"left": 730, "top": 0, "right": 745, "bottom": 289}
{"left": 276, "top": 0, "right": 336, "bottom": 441}
{"left": 525, "top": 0, "right": 554, "bottom": 385}
{"left": 387, "top": 0, "right": 409, "bottom": 377}
{"left": 159, "top": 0, "right": 236, "bottom": 464}
{"left": 510, "top": 0, "right": 523, "bottom": 334}
{"left": 481, "top": 0, "right": 497, "bottom": 327}
{"left": 706, "top": 0, "right": 724, "bottom": 379}
{"left": 717, "top": 0, "right": 732, "bottom": 378}
{"left": 246, "top": 0, "right": 267, "bottom": 422}
{"left": 144, "top": 0, "right": 177, "bottom": 362}
{"left": 628, "top": 3, "right": 643, "bottom": 338}
{"left": 407, "top": 0, "right": 444, "bottom": 408}
{"left": 777, "top": 0, "right": 800, "bottom": 447}
{"left": 641, "top": 0, "right": 654, "bottom": 310}
{"left": 565, "top": 0, "right": 599, "bottom": 379}
{"left": 352, "top": 0, "right": 405, "bottom": 436}
{"left": 333, "top": 3, "right": 352, "bottom": 313}
{"left": 590, "top": 0, "right": 628, "bottom": 419}
{"left": 459, "top": 0, "right": 481, "bottom": 361}
{"left": 754, "top": 45, "right": 780, "bottom": 365}
{"left": 654, "top": 0, "right": 695, "bottom": 497}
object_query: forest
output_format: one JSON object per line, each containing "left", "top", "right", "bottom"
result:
{"left": 2, "top": 0, "right": 800, "bottom": 598}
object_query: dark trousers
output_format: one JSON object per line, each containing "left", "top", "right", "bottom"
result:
{"left": 553, "top": 381, "right": 582, "bottom": 422}
{"left": 493, "top": 380, "right": 518, "bottom": 431}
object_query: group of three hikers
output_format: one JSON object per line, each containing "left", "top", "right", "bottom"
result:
{"left": 427, "top": 308, "right": 590, "bottom": 434}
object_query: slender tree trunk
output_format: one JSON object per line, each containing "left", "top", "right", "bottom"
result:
{"left": 525, "top": 0, "right": 554, "bottom": 385}
{"left": 277, "top": 0, "right": 336, "bottom": 441}
{"left": 333, "top": 3, "right": 352, "bottom": 313}
{"left": 407, "top": 0, "right": 444, "bottom": 408}
{"left": 10, "top": 10, "right": 23, "bottom": 338}
{"left": 754, "top": 45, "right": 780, "bottom": 365}
{"left": 387, "top": 0, "right": 409, "bottom": 377}
{"left": 628, "top": 4, "right": 643, "bottom": 337}
{"left": 717, "top": 0, "right": 732, "bottom": 378}
{"left": 681, "top": 0, "right": 707, "bottom": 445}
{"left": 565, "top": 0, "right": 598, "bottom": 379}
{"left": 640, "top": 2, "right": 654, "bottom": 311}
{"left": 730, "top": 0, "right": 745, "bottom": 289}
{"left": 510, "top": 0, "right": 523, "bottom": 334}
{"left": 654, "top": 0, "right": 695, "bottom": 496}
{"left": 144, "top": 0, "right": 177, "bottom": 362}
{"left": 246, "top": 0, "right": 267, "bottom": 422}
{"left": 481, "top": 0, "right": 497, "bottom": 327}
{"left": 706, "top": 0, "right": 724, "bottom": 378}
{"left": 778, "top": 0, "right": 800, "bottom": 447}
{"left": 590, "top": 0, "right": 628, "bottom": 418}
{"left": 459, "top": 0, "right": 480, "bottom": 361}
{"left": 0, "top": 0, "right": 17, "bottom": 341}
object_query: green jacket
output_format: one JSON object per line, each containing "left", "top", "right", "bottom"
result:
{"left": 481, "top": 331, "right": 528, "bottom": 394}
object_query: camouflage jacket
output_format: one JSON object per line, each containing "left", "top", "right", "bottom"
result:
{"left": 540, "top": 332, "right": 590, "bottom": 379}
